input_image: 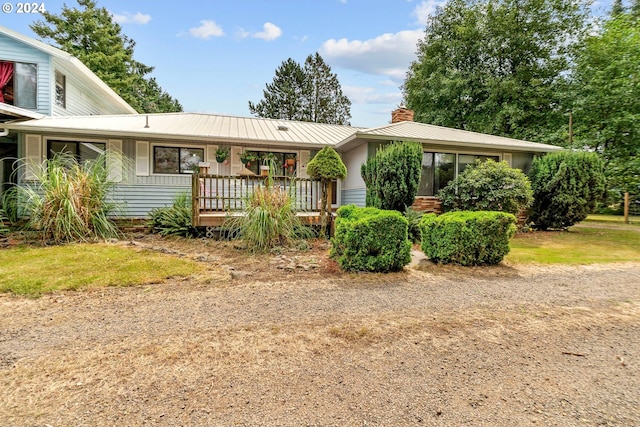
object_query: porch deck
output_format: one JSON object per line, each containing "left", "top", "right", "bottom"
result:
{"left": 191, "top": 174, "right": 327, "bottom": 227}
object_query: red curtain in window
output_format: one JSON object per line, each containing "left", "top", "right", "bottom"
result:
{"left": 0, "top": 62, "right": 14, "bottom": 103}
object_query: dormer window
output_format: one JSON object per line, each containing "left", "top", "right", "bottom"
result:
{"left": 0, "top": 61, "right": 37, "bottom": 109}
{"left": 55, "top": 71, "right": 66, "bottom": 108}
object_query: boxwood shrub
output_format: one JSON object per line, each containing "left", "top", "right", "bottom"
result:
{"left": 330, "top": 204, "right": 412, "bottom": 272}
{"left": 419, "top": 211, "right": 516, "bottom": 266}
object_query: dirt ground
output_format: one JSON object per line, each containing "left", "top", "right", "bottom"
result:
{"left": 1, "top": 231, "right": 639, "bottom": 426}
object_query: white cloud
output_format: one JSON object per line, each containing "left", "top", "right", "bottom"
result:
{"left": 189, "top": 20, "right": 224, "bottom": 39}
{"left": 343, "top": 86, "right": 403, "bottom": 105}
{"left": 320, "top": 30, "right": 422, "bottom": 81}
{"left": 413, "top": 0, "right": 446, "bottom": 25}
{"left": 236, "top": 28, "right": 251, "bottom": 38}
{"left": 253, "top": 22, "right": 282, "bottom": 41}
{"left": 111, "top": 11, "right": 151, "bottom": 25}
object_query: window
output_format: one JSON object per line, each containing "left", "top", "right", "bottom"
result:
{"left": 55, "top": 71, "right": 66, "bottom": 108}
{"left": 243, "top": 150, "right": 297, "bottom": 177}
{"left": 48, "top": 140, "right": 106, "bottom": 165}
{"left": 0, "top": 61, "right": 37, "bottom": 109}
{"left": 417, "top": 152, "right": 502, "bottom": 196}
{"left": 418, "top": 152, "right": 455, "bottom": 196}
{"left": 153, "top": 146, "right": 204, "bottom": 174}
{"left": 511, "top": 152, "right": 534, "bottom": 174}
{"left": 458, "top": 154, "right": 499, "bottom": 175}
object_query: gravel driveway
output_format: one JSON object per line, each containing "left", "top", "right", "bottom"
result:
{"left": 1, "top": 235, "right": 639, "bottom": 426}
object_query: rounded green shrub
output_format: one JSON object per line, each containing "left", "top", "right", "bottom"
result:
{"left": 438, "top": 159, "right": 533, "bottom": 215}
{"left": 306, "top": 145, "right": 346, "bottom": 237}
{"left": 331, "top": 204, "right": 412, "bottom": 272}
{"left": 420, "top": 211, "right": 516, "bottom": 266}
{"left": 529, "top": 151, "right": 606, "bottom": 230}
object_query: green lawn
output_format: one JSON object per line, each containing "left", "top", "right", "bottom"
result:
{"left": 507, "top": 215, "right": 640, "bottom": 264}
{"left": 583, "top": 214, "right": 640, "bottom": 226}
{"left": 0, "top": 243, "right": 206, "bottom": 297}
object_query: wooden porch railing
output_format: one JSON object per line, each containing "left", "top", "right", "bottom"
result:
{"left": 192, "top": 174, "right": 323, "bottom": 226}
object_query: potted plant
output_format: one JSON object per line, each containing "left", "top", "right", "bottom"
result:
{"left": 239, "top": 151, "right": 257, "bottom": 167}
{"left": 215, "top": 147, "right": 229, "bottom": 163}
{"left": 260, "top": 153, "right": 277, "bottom": 176}
{"left": 284, "top": 153, "right": 296, "bottom": 167}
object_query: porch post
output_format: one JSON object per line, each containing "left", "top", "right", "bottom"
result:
{"left": 192, "top": 173, "right": 200, "bottom": 227}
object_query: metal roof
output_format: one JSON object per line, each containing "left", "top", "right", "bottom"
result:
{"left": 0, "top": 25, "right": 137, "bottom": 114}
{"left": 339, "top": 121, "right": 562, "bottom": 153}
{"left": 6, "top": 112, "right": 564, "bottom": 153}
{"left": 5, "top": 113, "right": 361, "bottom": 147}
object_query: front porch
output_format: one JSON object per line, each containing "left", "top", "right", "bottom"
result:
{"left": 191, "top": 174, "right": 328, "bottom": 227}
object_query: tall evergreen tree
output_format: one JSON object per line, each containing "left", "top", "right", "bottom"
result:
{"left": 303, "top": 53, "right": 352, "bottom": 125}
{"left": 248, "top": 58, "right": 307, "bottom": 121}
{"left": 403, "top": 0, "right": 589, "bottom": 143}
{"left": 611, "top": 0, "right": 625, "bottom": 16}
{"left": 31, "top": 0, "right": 182, "bottom": 113}
{"left": 249, "top": 53, "right": 351, "bottom": 125}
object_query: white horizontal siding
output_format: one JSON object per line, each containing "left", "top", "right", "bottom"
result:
{"left": 341, "top": 188, "right": 366, "bottom": 207}
{"left": 51, "top": 58, "right": 129, "bottom": 116}
{"left": 0, "top": 34, "right": 51, "bottom": 116}
{"left": 112, "top": 185, "right": 191, "bottom": 218}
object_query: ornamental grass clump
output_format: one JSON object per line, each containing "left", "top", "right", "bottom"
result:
{"left": 148, "top": 192, "right": 197, "bottom": 237}
{"left": 225, "top": 183, "right": 311, "bottom": 252}
{"left": 16, "top": 152, "right": 119, "bottom": 244}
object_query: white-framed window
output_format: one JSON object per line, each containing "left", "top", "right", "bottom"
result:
{"left": 153, "top": 145, "right": 205, "bottom": 174}
{"left": 47, "top": 139, "right": 106, "bottom": 165}
{"left": 0, "top": 60, "right": 37, "bottom": 109}
{"left": 55, "top": 71, "right": 66, "bottom": 108}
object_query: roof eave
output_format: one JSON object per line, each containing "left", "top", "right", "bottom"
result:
{"left": 3, "top": 122, "right": 337, "bottom": 147}
{"left": 349, "top": 132, "right": 562, "bottom": 153}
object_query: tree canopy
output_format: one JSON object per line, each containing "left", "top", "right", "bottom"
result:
{"left": 31, "top": 0, "right": 182, "bottom": 113}
{"left": 403, "top": 0, "right": 589, "bottom": 143}
{"left": 248, "top": 58, "right": 306, "bottom": 121}
{"left": 570, "top": 11, "right": 640, "bottom": 198}
{"left": 249, "top": 53, "right": 351, "bottom": 125}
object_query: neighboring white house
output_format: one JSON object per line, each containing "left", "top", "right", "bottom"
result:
{"left": 1, "top": 26, "right": 562, "bottom": 220}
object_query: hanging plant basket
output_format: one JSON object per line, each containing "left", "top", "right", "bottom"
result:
{"left": 215, "top": 147, "right": 229, "bottom": 163}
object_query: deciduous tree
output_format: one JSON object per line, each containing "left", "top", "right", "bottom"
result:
{"left": 570, "top": 12, "right": 640, "bottom": 199}
{"left": 403, "top": 0, "right": 589, "bottom": 143}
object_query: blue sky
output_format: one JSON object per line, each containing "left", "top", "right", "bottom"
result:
{"left": 2, "top": 0, "right": 617, "bottom": 127}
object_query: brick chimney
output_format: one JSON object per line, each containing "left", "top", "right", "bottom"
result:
{"left": 391, "top": 107, "right": 414, "bottom": 123}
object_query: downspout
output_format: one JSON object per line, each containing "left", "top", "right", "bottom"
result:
{"left": 0, "top": 129, "right": 8, "bottom": 137}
